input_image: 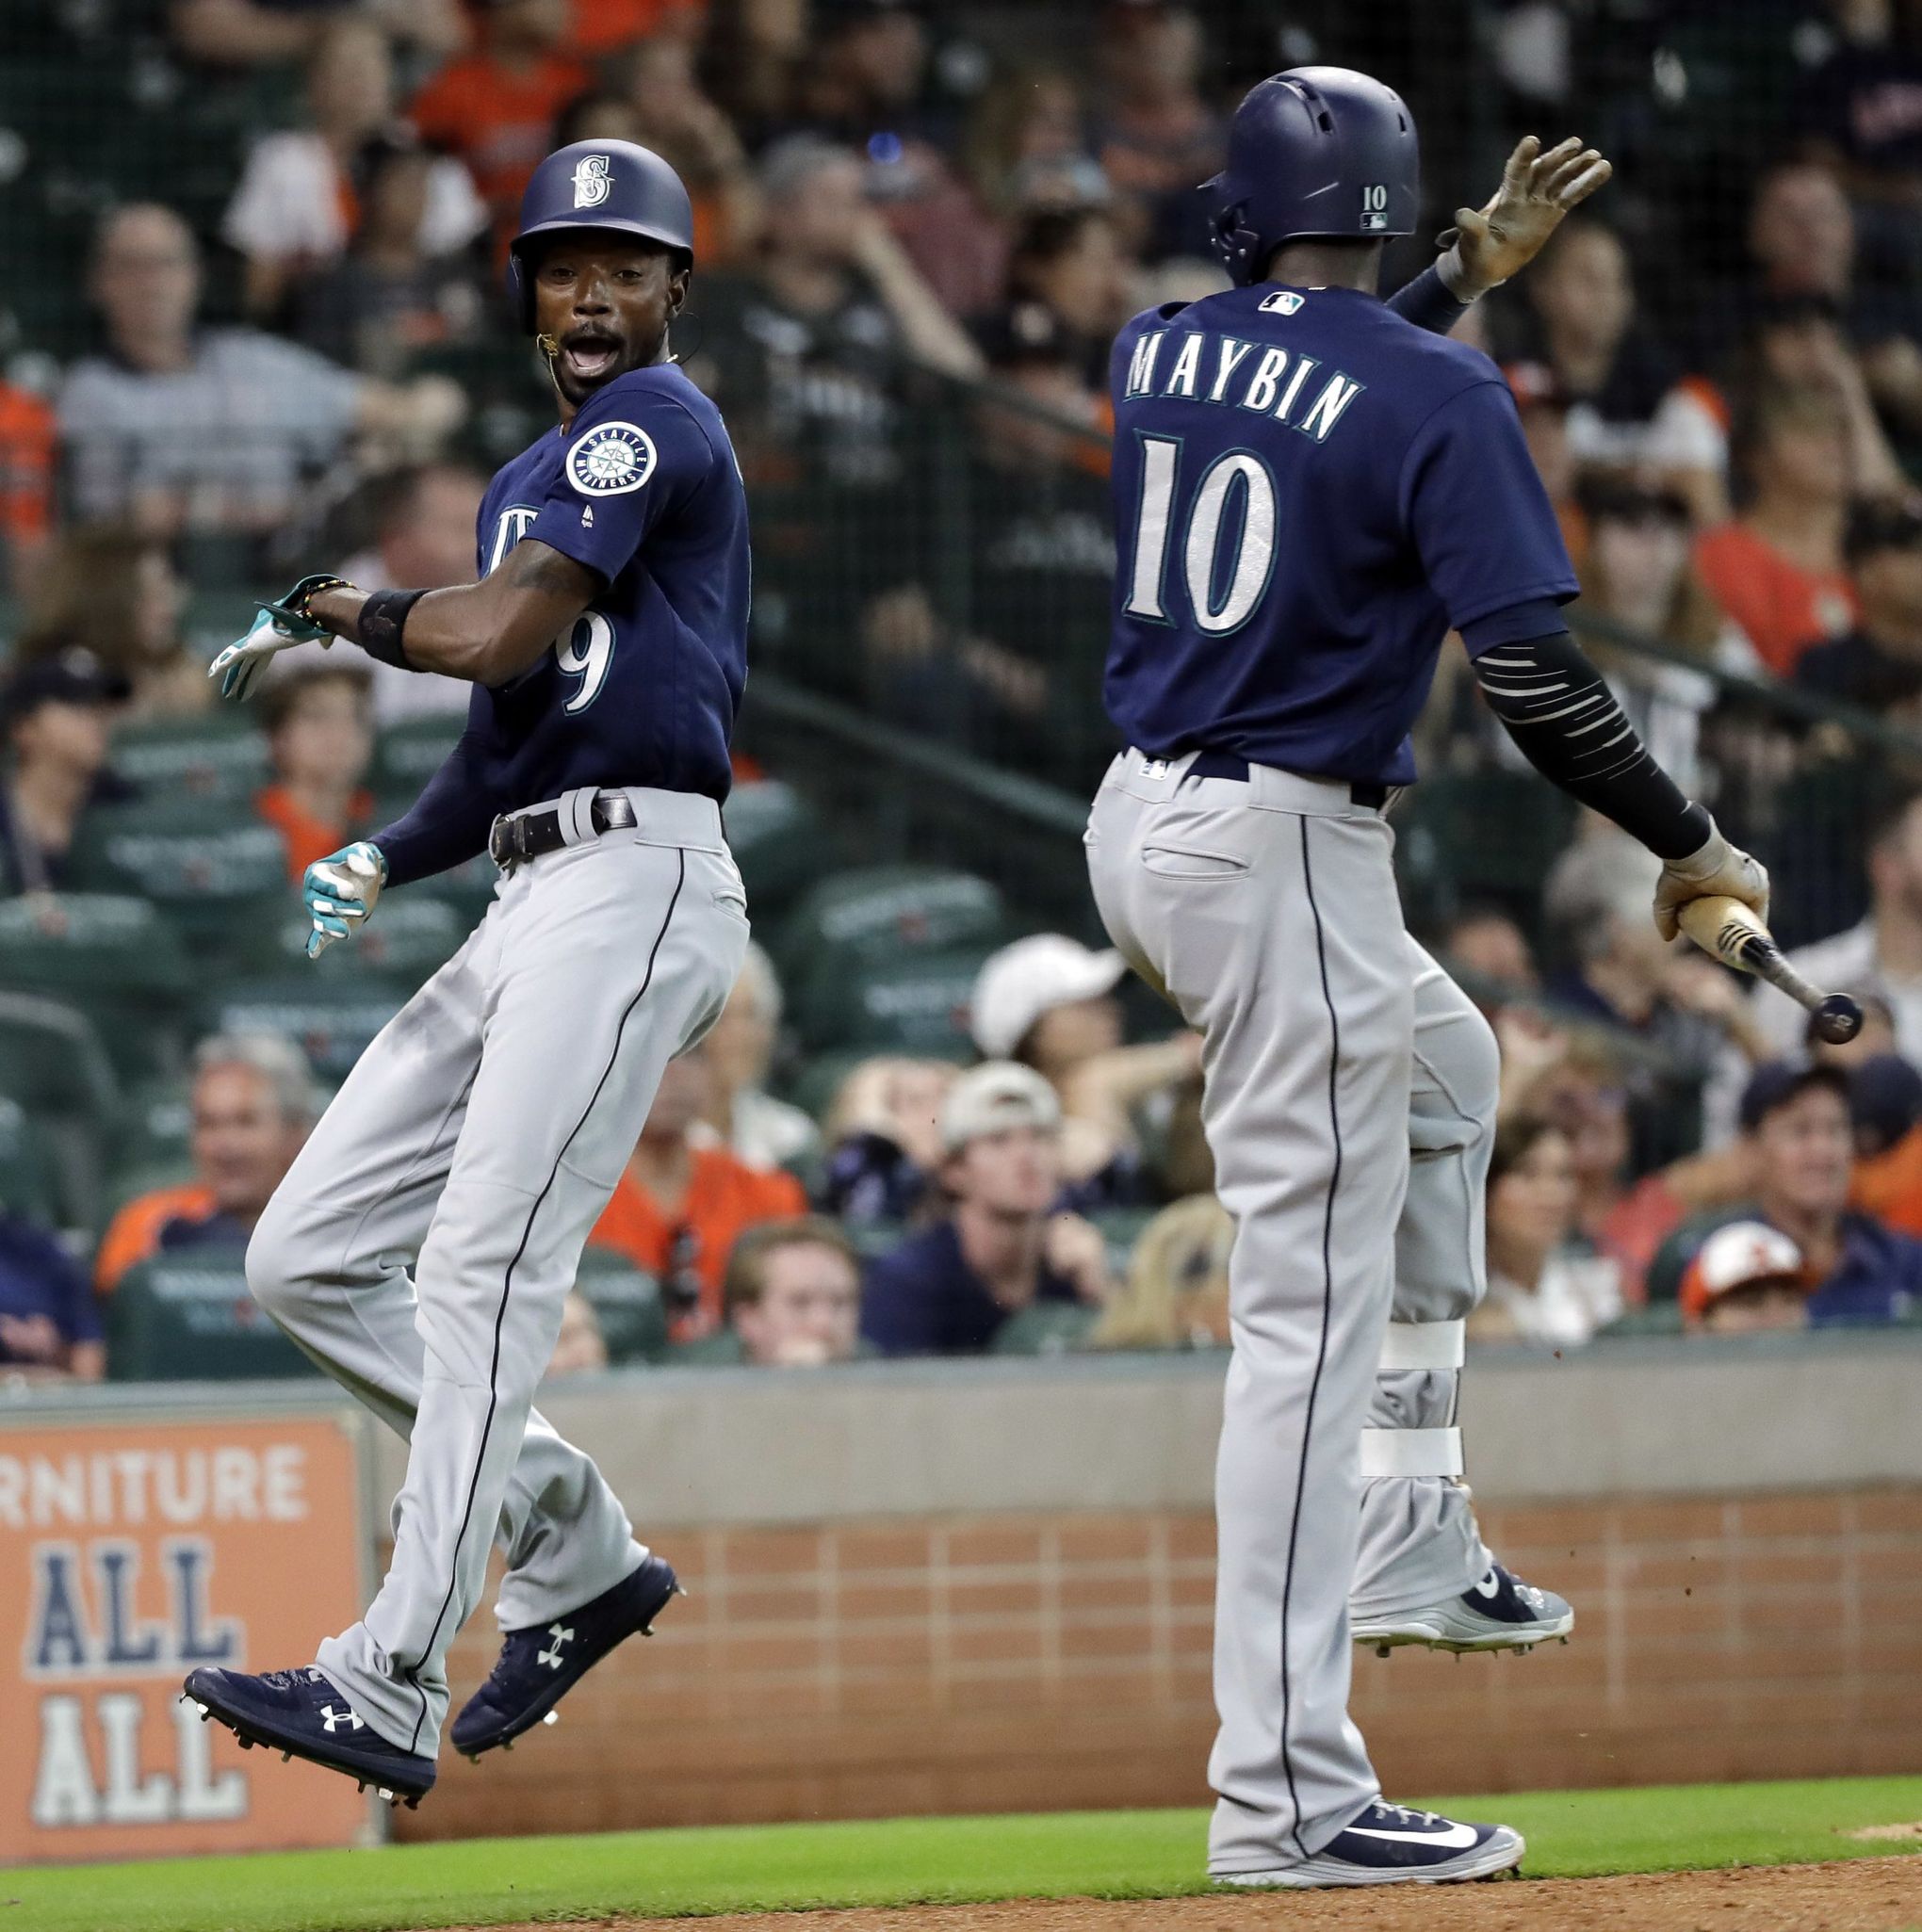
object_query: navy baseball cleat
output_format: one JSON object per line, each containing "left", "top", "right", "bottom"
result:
{"left": 181, "top": 1664, "right": 435, "bottom": 1807}
{"left": 1214, "top": 1801, "right": 1523, "bottom": 1888}
{"left": 451, "top": 1553, "right": 682, "bottom": 1759}
{"left": 1352, "top": 1561, "right": 1574, "bottom": 1657}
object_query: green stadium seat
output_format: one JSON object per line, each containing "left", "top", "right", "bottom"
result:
{"left": 66, "top": 802, "right": 289, "bottom": 959}
{"left": 804, "top": 946, "right": 994, "bottom": 1055}
{"left": 0, "top": 894, "right": 194, "bottom": 1080}
{"left": 200, "top": 978, "right": 406, "bottom": 1085}
{"left": 239, "top": 892, "right": 467, "bottom": 985}
{"left": 0, "top": 1096, "right": 54, "bottom": 1221}
{"left": 725, "top": 781, "right": 834, "bottom": 918}
{"left": 1597, "top": 1303, "right": 1687, "bottom": 1339}
{"left": 106, "top": 1256, "right": 318, "bottom": 1382}
{"left": 115, "top": 1076, "right": 197, "bottom": 1176}
{"left": 670, "top": 1325, "right": 746, "bottom": 1365}
{"left": 0, "top": 993, "right": 118, "bottom": 1230}
{"left": 574, "top": 1246, "right": 670, "bottom": 1365}
{"left": 992, "top": 1301, "right": 1098, "bottom": 1356}
{"left": 372, "top": 716, "right": 464, "bottom": 801}
{"left": 779, "top": 866, "right": 1007, "bottom": 1046}
{"left": 110, "top": 714, "right": 269, "bottom": 802}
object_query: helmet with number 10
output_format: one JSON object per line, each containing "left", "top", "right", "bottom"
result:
{"left": 1204, "top": 67, "right": 1421, "bottom": 287}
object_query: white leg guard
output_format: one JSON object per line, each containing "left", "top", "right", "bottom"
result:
{"left": 1351, "top": 946, "right": 1496, "bottom": 1623}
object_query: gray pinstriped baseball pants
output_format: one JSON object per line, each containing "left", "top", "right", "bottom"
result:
{"left": 245, "top": 787, "right": 749, "bottom": 1759}
{"left": 1087, "top": 749, "right": 1495, "bottom": 1873}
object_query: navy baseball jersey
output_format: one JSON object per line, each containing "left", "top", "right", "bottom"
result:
{"left": 1103, "top": 284, "right": 1577, "bottom": 787}
{"left": 471, "top": 360, "right": 749, "bottom": 807}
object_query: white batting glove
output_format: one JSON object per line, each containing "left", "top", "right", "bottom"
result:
{"left": 303, "top": 842, "right": 386, "bottom": 959}
{"left": 208, "top": 573, "right": 348, "bottom": 701}
{"left": 1653, "top": 819, "right": 1770, "bottom": 944}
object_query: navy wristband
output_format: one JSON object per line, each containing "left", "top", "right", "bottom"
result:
{"left": 359, "top": 589, "right": 425, "bottom": 669}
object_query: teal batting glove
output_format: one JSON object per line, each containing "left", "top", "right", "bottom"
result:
{"left": 304, "top": 841, "right": 386, "bottom": 959}
{"left": 209, "top": 573, "right": 352, "bottom": 701}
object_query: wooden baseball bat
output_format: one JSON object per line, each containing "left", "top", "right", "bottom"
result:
{"left": 1675, "top": 896, "right": 1864, "bottom": 1045}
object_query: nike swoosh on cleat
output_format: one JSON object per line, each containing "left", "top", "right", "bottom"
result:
{"left": 1344, "top": 1822, "right": 1482, "bottom": 1849}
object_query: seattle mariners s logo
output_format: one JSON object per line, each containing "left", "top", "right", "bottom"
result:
{"left": 572, "top": 154, "right": 612, "bottom": 209}
{"left": 567, "top": 421, "right": 656, "bottom": 496}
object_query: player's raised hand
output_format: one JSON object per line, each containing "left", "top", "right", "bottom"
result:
{"left": 1442, "top": 135, "right": 1612, "bottom": 299}
{"left": 207, "top": 573, "right": 350, "bottom": 701}
{"left": 303, "top": 841, "right": 386, "bottom": 959}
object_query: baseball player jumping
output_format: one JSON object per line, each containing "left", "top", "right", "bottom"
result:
{"left": 1087, "top": 70, "right": 1767, "bottom": 1886}
{"left": 182, "top": 141, "right": 750, "bottom": 1806}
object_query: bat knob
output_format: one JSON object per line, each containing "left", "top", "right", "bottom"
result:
{"left": 1814, "top": 994, "right": 1865, "bottom": 1046}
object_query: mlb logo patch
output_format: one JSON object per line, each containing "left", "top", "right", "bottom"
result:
{"left": 567, "top": 420, "right": 657, "bottom": 496}
{"left": 1258, "top": 290, "right": 1305, "bottom": 315}
{"left": 1360, "top": 183, "right": 1390, "bottom": 231}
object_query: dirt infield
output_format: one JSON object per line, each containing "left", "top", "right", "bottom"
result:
{"left": 470, "top": 1857, "right": 1922, "bottom": 1932}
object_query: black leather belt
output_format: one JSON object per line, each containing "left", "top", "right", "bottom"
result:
{"left": 489, "top": 790, "right": 637, "bottom": 869}
{"left": 1182, "top": 748, "right": 1388, "bottom": 810}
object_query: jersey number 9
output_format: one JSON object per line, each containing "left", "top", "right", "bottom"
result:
{"left": 556, "top": 612, "right": 615, "bottom": 713}
{"left": 1124, "top": 436, "right": 1278, "bottom": 637}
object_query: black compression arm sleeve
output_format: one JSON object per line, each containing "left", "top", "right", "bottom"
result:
{"left": 1472, "top": 630, "right": 1712, "bottom": 860}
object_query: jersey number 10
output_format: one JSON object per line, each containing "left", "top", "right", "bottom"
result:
{"left": 1124, "top": 435, "right": 1277, "bottom": 636}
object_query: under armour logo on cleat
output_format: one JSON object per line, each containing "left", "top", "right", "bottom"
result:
{"left": 538, "top": 1624, "right": 575, "bottom": 1670}
{"left": 318, "top": 1704, "right": 365, "bottom": 1733}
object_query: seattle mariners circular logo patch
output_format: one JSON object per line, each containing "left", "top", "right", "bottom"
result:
{"left": 567, "top": 422, "right": 656, "bottom": 497}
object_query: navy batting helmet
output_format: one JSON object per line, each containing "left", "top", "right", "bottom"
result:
{"left": 505, "top": 139, "right": 696, "bottom": 333}
{"left": 1204, "top": 67, "right": 1419, "bottom": 287}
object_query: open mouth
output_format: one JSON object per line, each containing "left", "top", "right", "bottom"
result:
{"left": 560, "top": 332, "right": 624, "bottom": 382}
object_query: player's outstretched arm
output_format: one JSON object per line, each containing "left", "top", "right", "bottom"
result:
{"left": 1438, "top": 135, "right": 1611, "bottom": 300}
{"left": 299, "top": 539, "right": 601, "bottom": 688}
{"left": 1386, "top": 135, "right": 1610, "bottom": 335}
{"left": 1470, "top": 622, "right": 1770, "bottom": 934}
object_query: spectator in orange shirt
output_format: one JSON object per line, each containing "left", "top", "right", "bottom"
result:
{"left": 410, "top": 0, "right": 590, "bottom": 244}
{"left": 0, "top": 381, "right": 55, "bottom": 592}
{"left": 96, "top": 1034, "right": 318, "bottom": 1293}
{"left": 589, "top": 1050, "right": 806, "bottom": 1340}
{"left": 572, "top": 0, "right": 705, "bottom": 57}
{"left": 1694, "top": 382, "right": 1860, "bottom": 676}
{"left": 254, "top": 663, "right": 377, "bottom": 883}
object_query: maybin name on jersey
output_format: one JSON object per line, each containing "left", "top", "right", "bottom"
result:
{"left": 1122, "top": 313, "right": 1363, "bottom": 445}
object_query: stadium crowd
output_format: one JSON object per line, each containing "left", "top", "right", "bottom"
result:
{"left": 6, "top": 0, "right": 1922, "bottom": 1385}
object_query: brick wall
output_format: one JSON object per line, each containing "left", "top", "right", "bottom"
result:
{"left": 399, "top": 1486, "right": 1922, "bottom": 1842}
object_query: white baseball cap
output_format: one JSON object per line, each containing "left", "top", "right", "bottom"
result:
{"left": 1682, "top": 1220, "right": 1805, "bottom": 1320}
{"left": 940, "top": 1062, "right": 1062, "bottom": 1154}
{"left": 969, "top": 934, "right": 1127, "bottom": 1060}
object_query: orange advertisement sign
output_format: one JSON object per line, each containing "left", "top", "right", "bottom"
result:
{"left": 0, "top": 1407, "right": 372, "bottom": 1864}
